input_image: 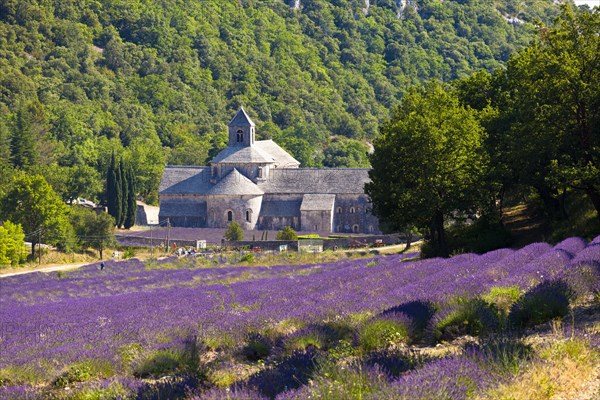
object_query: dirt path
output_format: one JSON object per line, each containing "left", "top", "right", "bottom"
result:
{"left": 0, "top": 262, "right": 91, "bottom": 278}
{"left": 502, "top": 203, "right": 546, "bottom": 248}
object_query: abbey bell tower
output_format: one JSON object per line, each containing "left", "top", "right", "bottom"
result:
{"left": 228, "top": 107, "right": 255, "bottom": 147}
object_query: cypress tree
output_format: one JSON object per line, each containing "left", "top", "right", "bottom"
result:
{"left": 124, "top": 167, "right": 137, "bottom": 229}
{"left": 117, "top": 158, "right": 127, "bottom": 228}
{"left": 106, "top": 152, "right": 120, "bottom": 226}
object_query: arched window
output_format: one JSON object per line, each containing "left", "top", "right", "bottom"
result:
{"left": 368, "top": 225, "right": 374, "bottom": 233}
{"left": 350, "top": 207, "right": 355, "bottom": 214}
{"left": 246, "top": 210, "right": 251, "bottom": 222}
{"left": 314, "top": 224, "right": 318, "bottom": 231}
{"left": 236, "top": 129, "right": 244, "bottom": 142}
{"left": 336, "top": 207, "right": 342, "bottom": 214}
{"left": 227, "top": 210, "right": 233, "bottom": 222}
{"left": 352, "top": 224, "right": 359, "bottom": 233}
{"left": 337, "top": 224, "right": 342, "bottom": 232}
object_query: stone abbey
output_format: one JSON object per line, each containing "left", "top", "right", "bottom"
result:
{"left": 158, "top": 108, "right": 380, "bottom": 233}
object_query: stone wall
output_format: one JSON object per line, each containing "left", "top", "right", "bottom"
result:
{"left": 301, "top": 210, "right": 333, "bottom": 232}
{"left": 224, "top": 240, "right": 299, "bottom": 251}
{"left": 333, "top": 194, "right": 380, "bottom": 234}
{"left": 207, "top": 194, "right": 263, "bottom": 229}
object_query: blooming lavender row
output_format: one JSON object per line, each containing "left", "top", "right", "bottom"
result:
{"left": 1, "top": 237, "right": 598, "bottom": 382}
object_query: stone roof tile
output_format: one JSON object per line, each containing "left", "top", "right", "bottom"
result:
{"left": 257, "top": 168, "right": 370, "bottom": 194}
{"left": 300, "top": 194, "right": 336, "bottom": 211}
{"left": 254, "top": 140, "right": 300, "bottom": 167}
{"left": 260, "top": 200, "right": 302, "bottom": 217}
{"left": 208, "top": 169, "right": 264, "bottom": 195}
{"left": 228, "top": 107, "right": 255, "bottom": 126}
{"left": 159, "top": 166, "right": 212, "bottom": 194}
{"left": 211, "top": 145, "right": 274, "bottom": 164}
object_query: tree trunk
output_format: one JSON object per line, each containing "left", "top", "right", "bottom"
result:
{"left": 535, "top": 185, "right": 561, "bottom": 217}
{"left": 435, "top": 210, "right": 448, "bottom": 257}
{"left": 586, "top": 186, "right": 600, "bottom": 222}
{"left": 430, "top": 211, "right": 448, "bottom": 257}
{"left": 403, "top": 231, "right": 412, "bottom": 252}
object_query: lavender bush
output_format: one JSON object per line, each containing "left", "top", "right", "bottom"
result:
{"left": 0, "top": 235, "right": 598, "bottom": 398}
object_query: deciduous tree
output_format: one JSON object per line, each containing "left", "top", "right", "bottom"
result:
{"left": 0, "top": 221, "right": 27, "bottom": 267}
{"left": 0, "top": 173, "right": 72, "bottom": 258}
{"left": 366, "top": 81, "right": 488, "bottom": 257}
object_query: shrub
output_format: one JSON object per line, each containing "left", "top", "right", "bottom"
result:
{"left": 134, "top": 337, "right": 201, "bottom": 378}
{"left": 364, "top": 349, "right": 427, "bottom": 378}
{"left": 243, "top": 333, "right": 271, "bottom": 362}
{"left": 279, "top": 361, "right": 389, "bottom": 399}
{"left": 224, "top": 222, "right": 244, "bottom": 241}
{"left": 240, "top": 253, "right": 255, "bottom": 263}
{"left": 133, "top": 350, "right": 182, "bottom": 378}
{"left": 247, "top": 350, "right": 320, "bottom": 398}
{"left": 283, "top": 324, "right": 338, "bottom": 353}
{"left": 560, "top": 261, "right": 600, "bottom": 302}
{"left": 276, "top": 226, "right": 298, "bottom": 240}
{"left": 465, "top": 336, "right": 533, "bottom": 376}
{"left": 358, "top": 313, "right": 412, "bottom": 352}
{"left": 382, "top": 300, "right": 437, "bottom": 341}
{"left": 482, "top": 286, "right": 523, "bottom": 316}
{"left": 53, "top": 363, "right": 92, "bottom": 387}
{"left": 509, "top": 279, "right": 574, "bottom": 329}
{"left": 429, "top": 298, "right": 500, "bottom": 343}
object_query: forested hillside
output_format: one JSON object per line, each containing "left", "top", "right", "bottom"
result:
{"left": 0, "top": 0, "right": 566, "bottom": 204}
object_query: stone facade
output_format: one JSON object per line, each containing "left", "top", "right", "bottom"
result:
{"left": 159, "top": 108, "right": 381, "bottom": 233}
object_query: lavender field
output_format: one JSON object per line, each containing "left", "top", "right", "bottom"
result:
{"left": 1, "top": 237, "right": 599, "bottom": 399}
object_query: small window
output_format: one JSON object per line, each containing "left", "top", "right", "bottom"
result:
{"left": 227, "top": 210, "right": 233, "bottom": 222}
{"left": 350, "top": 207, "right": 355, "bottom": 214}
{"left": 314, "top": 224, "right": 318, "bottom": 231}
{"left": 246, "top": 210, "right": 251, "bottom": 222}
{"left": 368, "top": 225, "right": 374, "bottom": 233}
{"left": 337, "top": 207, "right": 342, "bottom": 214}
{"left": 352, "top": 224, "right": 359, "bottom": 233}
{"left": 337, "top": 224, "right": 342, "bottom": 232}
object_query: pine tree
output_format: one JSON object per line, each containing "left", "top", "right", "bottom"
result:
{"left": 124, "top": 167, "right": 137, "bottom": 229}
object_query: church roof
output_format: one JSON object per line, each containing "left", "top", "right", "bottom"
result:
{"left": 300, "top": 194, "right": 336, "bottom": 211}
{"left": 257, "top": 168, "right": 370, "bottom": 194}
{"left": 229, "top": 107, "right": 255, "bottom": 126}
{"left": 260, "top": 200, "right": 302, "bottom": 217}
{"left": 159, "top": 167, "right": 371, "bottom": 196}
{"left": 255, "top": 140, "right": 300, "bottom": 167}
{"left": 208, "top": 168, "right": 264, "bottom": 196}
{"left": 211, "top": 145, "right": 274, "bottom": 164}
{"left": 159, "top": 166, "right": 212, "bottom": 194}
{"left": 159, "top": 201, "right": 205, "bottom": 217}
{"left": 210, "top": 140, "right": 300, "bottom": 167}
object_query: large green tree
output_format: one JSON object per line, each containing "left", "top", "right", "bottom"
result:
{"left": 71, "top": 207, "right": 116, "bottom": 259}
{"left": 366, "top": 81, "right": 488, "bottom": 257}
{"left": 503, "top": 6, "right": 600, "bottom": 220}
{"left": 0, "top": 173, "right": 72, "bottom": 258}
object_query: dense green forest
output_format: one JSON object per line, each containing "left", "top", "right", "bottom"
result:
{"left": 0, "top": 0, "right": 569, "bottom": 205}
